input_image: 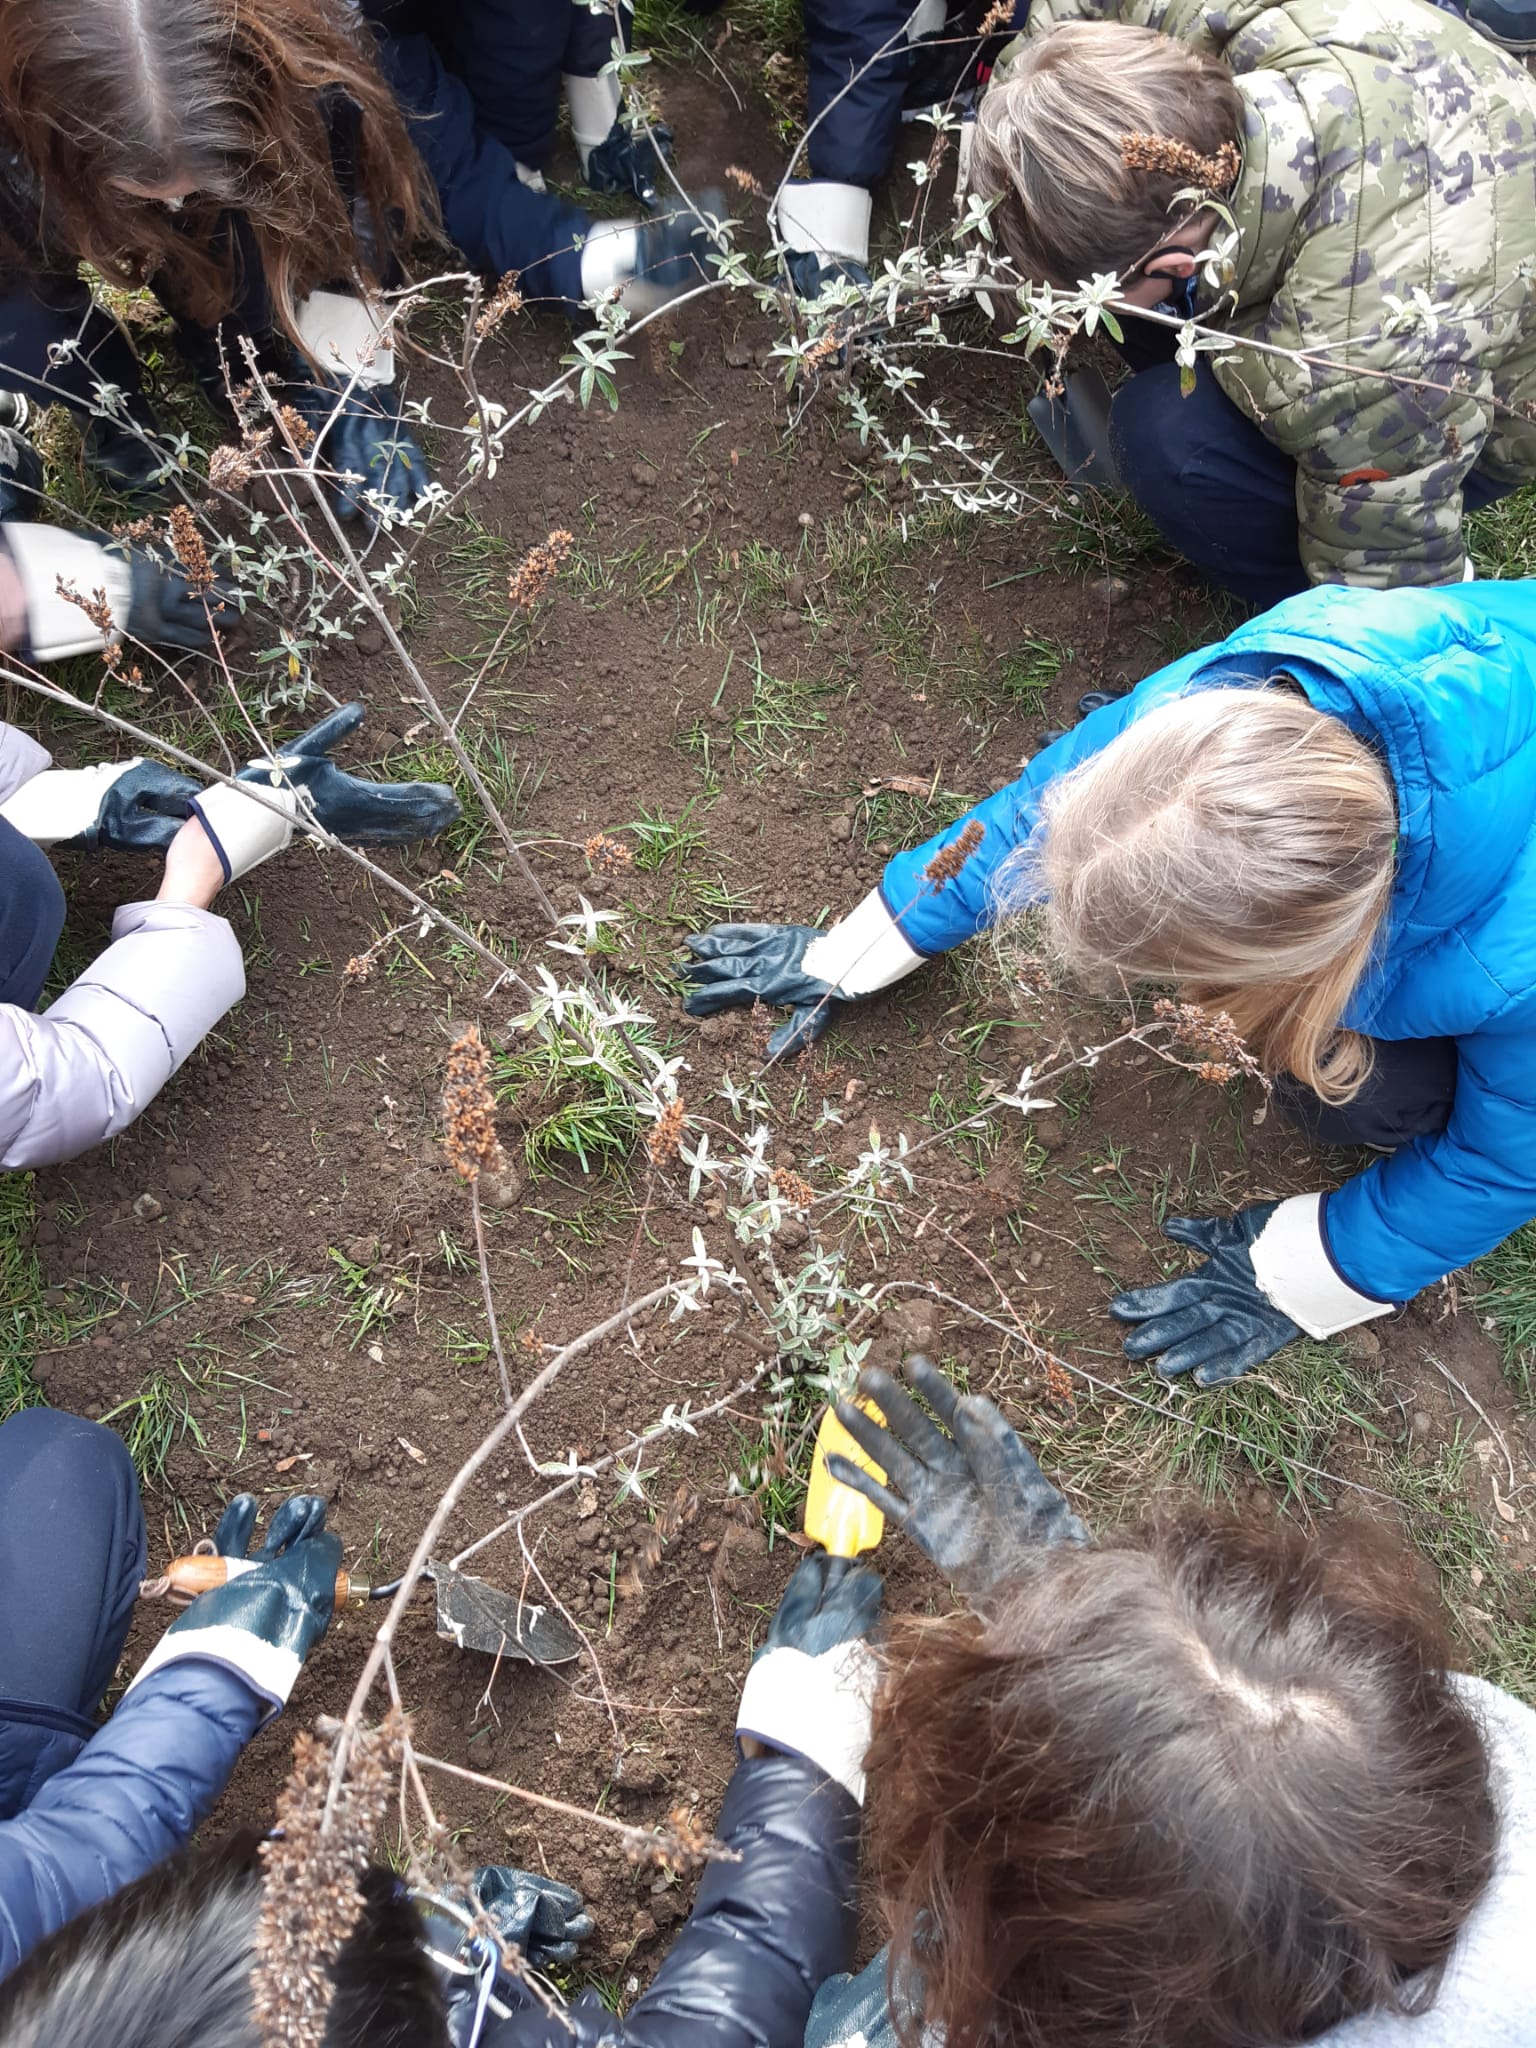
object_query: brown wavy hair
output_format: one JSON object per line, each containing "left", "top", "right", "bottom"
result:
{"left": 0, "top": 0, "right": 433, "bottom": 347}
{"left": 866, "top": 1510, "right": 1496, "bottom": 2048}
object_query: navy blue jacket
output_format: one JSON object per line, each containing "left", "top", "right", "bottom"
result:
{"left": 880, "top": 580, "right": 1536, "bottom": 1305}
{"left": 0, "top": 1661, "right": 260, "bottom": 1979}
{"left": 804, "top": 0, "right": 1028, "bottom": 187}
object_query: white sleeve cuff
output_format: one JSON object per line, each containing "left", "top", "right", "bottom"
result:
{"left": 802, "top": 889, "right": 927, "bottom": 997}
{"left": 736, "top": 1641, "right": 877, "bottom": 1803}
{"left": 0, "top": 759, "right": 144, "bottom": 844}
{"left": 190, "top": 780, "right": 299, "bottom": 884}
{"left": 293, "top": 290, "right": 394, "bottom": 389}
{"left": 566, "top": 70, "right": 622, "bottom": 162}
{"left": 1249, "top": 1192, "right": 1395, "bottom": 1338}
{"left": 4, "top": 524, "right": 132, "bottom": 661}
{"left": 773, "top": 181, "right": 872, "bottom": 268}
{"left": 125, "top": 1620, "right": 301, "bottom": 1723}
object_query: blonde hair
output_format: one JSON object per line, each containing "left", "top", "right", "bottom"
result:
{"left": 997, "top": 689, "right": 1397, "bottom": 1104}
{"left": 970, "top": 23, "right": 1244, "bottom": 287}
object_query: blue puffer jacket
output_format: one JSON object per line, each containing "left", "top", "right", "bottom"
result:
{"left": 879, "top": 580, "right": 1536, "bottom": 1304}
{"left": 0, "top": 1661, "right": 260, "bottom": 1980}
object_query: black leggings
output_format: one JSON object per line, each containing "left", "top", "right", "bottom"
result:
{"left": 1276, "top": 1036, "right": 1457, "bottom": 1150}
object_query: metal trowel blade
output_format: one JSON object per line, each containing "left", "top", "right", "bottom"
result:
{"left": 426, "top": 1559, "right": 583, "bottom": 1665}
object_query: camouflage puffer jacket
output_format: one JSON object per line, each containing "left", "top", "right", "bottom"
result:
{"left": 994, "top": 0, "right": 1536, "bottom": 587}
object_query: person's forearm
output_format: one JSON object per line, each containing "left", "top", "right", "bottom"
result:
{"left": 0, "top": 901, "right": 244, "bottom": 1168}
{"left": 0, "top": 1662, "right": 261, "bottom": 1979}
{"left": 0, "top": 723, "right": 49, "bottom": 805}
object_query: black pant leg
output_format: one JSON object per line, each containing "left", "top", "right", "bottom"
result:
{"left": 1274, "top": 1037, "right": 1459, "bottom": 1150}
{"left": 0, "top": 816, "right": 65, "bottom": 1013}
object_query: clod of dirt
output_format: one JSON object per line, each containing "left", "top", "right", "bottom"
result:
{"left": 828, "top": 815, "right": 852, "bottom": 842}
{"left": 786, "top": 571, "right": 808, "bottom": 609}
{"left": 1031, "top": 1116, "right": 1068, "bottom": 1154}
{"left": 612, "top": 1752, "right": 665, "bottom": 1792}
{"left": 480, "top": 1164, "right": 525, "bottom": 1210}
{"left": 132, "top": 1193, "right": 164, "bottom": 1222}
{"left": 722, "top": 341, "right": 753, "bottom": 369}
{"left": 165, "top": 1162, "right": 203, "bottom": 1198}
{"left": 1094, "top": 574, "right": 1132, "bottom": 605}
{"left": 881, "top": 1296, "right": 942, "bottom": 1358}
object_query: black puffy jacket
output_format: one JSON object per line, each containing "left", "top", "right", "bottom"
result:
{"left": 487, "top": 1754, "right": 861, "bottom": 2048}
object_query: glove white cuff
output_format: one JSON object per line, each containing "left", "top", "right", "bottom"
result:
{"left": 566, "top": 70, "right": 622, "bottom": 166}
{"left": 1249, "top": 1193, "right": 1395, "bottom": 1338}
{"left": 126, "top": 1620, "right": 300, "bottom": 1725}
{"left": 773, "top": 181, "right": 872, "bottom": 268}
{"left": 190, "top": 779, "right": 301, "bottom": 884}
{"left": 802, "top": 888, "right": 927, "bottom": 997}
{"left": 0, "top": 758, "right": 144, "bottom": 844}
{"left": 293, "top": 290, "right": 395, "bottom": 389}
{"left": 3, "top": 523, "right": 132, "bottom": 661}
{"left": 736, "top": 1640, "right": 878, "bottom": 1803}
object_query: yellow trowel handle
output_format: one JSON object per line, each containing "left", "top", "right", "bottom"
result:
{"left": 805, "top": 1399, "right": 887, "bottom": 1559}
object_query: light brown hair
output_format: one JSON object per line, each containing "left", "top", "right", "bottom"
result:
{"left": 0, "top": 0, "right": 433, "bottom": 349}
{"left": 970, "top": 23, "right": 1244, "bottom": 287}
{"left": 996, "top": 687, "right": 1397, "bottom": 1102}
{"left": 866, "top": 1510, "right": 1496, "bottom": 2048}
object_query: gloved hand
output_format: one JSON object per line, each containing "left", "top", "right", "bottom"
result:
{"left": 0, "top": 394, "right": 42, "bottom": 521}
{"left": 828, "top": 1354, "right": 1087, "bottom": 1602}
{"left": 125, "top": 1491, "right": 341, "bottom": 1721}
{"left": 679, "top": 922, "right": 838, "bottom": 1057}
{"left": 190, "top": 701, "right": 460, "bottom": 883}
{"left": 470, "top": 1866, "right": 594, "bottom": 1966}
{"left": 84, "top": 414, "right": 173, "bottom": 499}
{"left": 0, "top": 755, "right": 202, "bottom": 852}
{"left": 293, "top": 377, "right": 433, "bottom": 529}
{"left": 0, "top": 521, "right": 234, "bottom": 664}
{"left": 580, "top": 190, "right": 725, "bottom": 315}
{"left": 1109, "top": 1204, "right": 1301, "bottom": 1388}
{"left": 584, "top": 114, "right": 674, "bottom": 207}
{"left": 127, "top": 548, "right": 238, "bottom": 652}
{"left": 784, "top": 249, "right": 871, "bottom": 303}
{"left": 736, "top": 1549, "right": 883, "bottom": 1802}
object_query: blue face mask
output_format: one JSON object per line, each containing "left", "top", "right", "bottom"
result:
{"left": 1166, "top": 270, "right": 1199, "bottom": 320}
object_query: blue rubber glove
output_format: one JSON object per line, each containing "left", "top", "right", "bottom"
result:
{"left": 785, "top": 249, "right": 871, "bottom": 302}
{"left": 584, "top": 114, "right": 673, "bottom": 206}
{"left": 294, "top": 378, "right": 432, "bottom": 529}
{"left": 679, "top": 922, "right": 840, "bottom": 1057}
{"left": 764, "top": 1549, "right": 884, "bottom": 1657}
{"left": 1109, "top": 1205, "right": 1302, "bottom": 1388}
{"left": 470, "top": 1866, "right": 595, "bottom": 1965}
{"left": 737, "top": 1550, "right": 883, "bottom": 1800}
{"left": 128, "top": 1491, "right": 341, "bottom": 1722}
{"left": 632, "top": 190, "right": 724, "bottom": 293}
{"left": 829, "top": 1354, "right": 1088, "bottom": 1603}
{"left": 237, "top": 702, "right": 460, "bottom": 844}
{"left": 77, "top": 760, "right": 204, "bottom": 852}
{"left": 126, "top": 549, "right": 239, "bottom": 651}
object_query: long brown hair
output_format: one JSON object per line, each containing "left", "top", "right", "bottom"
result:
{"left": 0, "top": 0, "right": 432, "bottom": 347}
{"left": 865, "top": 1510, "right": 1496, "bottom": 2048}
{"left": 994, "top": 688, "right": 1398, "bottom": 1103}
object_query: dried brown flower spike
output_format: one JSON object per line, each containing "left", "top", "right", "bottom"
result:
{"left": 647, "top": 1096, "right": 687, "bottom": 1165}
{"left": 167, "top": 504, "right": 215, "bottom": 594}
{"left": 508, "top": 529, "right": 575, "bottom": 614}
{"left": 475, "top": 270, "right": 525, "bottom": 338}
{"left": 251, "top": 1711, "right": 405, "bottom": 2048}
{"left": 1120, "top": 132, "right": 1240, "bottom": 192}
{"left": 583, "top": 831, "right": 634, "bottom": 873}
{"left": 923, "top": 818, "right": 985, "bottom": 888}
{"left": 442, "top": 1025, "right": 510, "bottom": 1182}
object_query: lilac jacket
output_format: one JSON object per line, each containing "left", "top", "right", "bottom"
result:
{"left": 0, "top": 725, "right": 246, "bottom": 1169}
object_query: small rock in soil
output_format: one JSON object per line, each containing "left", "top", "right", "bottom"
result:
{"left": 723, "top": 341, "right": 753, "bottom": 368}
{"left": 132, "top": 1193, "right": 164, "bottom": 1222}
{"left": 882, "top": 1297, "right": 942, "bottom": 1357}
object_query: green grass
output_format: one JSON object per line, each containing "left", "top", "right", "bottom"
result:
{"left": 1467, "top": 482, "right": 1536, "bottom": 581}
{"left": 1475, "top": 1221, "right": 1536, "bottom": 1404}
{"left": 495, "top": 1009, "right": 663, "bottom": 1177}
{"left": 0, "top": 1176, "right": 51, "bottom": 1426}
{"left": 101, "top": 1367, "right": 207, "bottom": 1492}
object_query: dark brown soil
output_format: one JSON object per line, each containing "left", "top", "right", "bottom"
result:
{"left": 14, "top": 51, "right": 1536, "bottom": 1977}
